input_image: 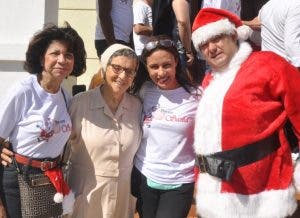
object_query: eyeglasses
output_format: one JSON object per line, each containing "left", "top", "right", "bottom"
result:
{"left": 144, "top": 39, "right": 175, "bottom": 51}
{"left": 109, "top": 64, "right": 136, "bottom": 78}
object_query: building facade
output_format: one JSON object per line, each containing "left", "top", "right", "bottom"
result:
{"left": 0, "top": 0, "right": 99, "bottom": 97}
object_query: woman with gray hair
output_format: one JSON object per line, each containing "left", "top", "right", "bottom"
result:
{"left": 66, "top": 44, "right": 142, "bottom": 218}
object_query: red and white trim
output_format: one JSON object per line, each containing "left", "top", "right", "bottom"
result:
{"left": 192, "top": 18, "right": 253, "bottom": 52}
{"left": 196, "top": 174, "right": 297, "bottom": 218}
{"left": 193, "top": 41, "right": 252, "bottom": 155}
{"left": 192, "top": 19, "right": 236, "bottom": 49}
{"left": 193, "top": 41, "right": 298, "bottom": 218}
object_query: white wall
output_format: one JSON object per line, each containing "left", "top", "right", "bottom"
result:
{"left": 0, "top": 0, "right": 59, "bottom": 97}
{"left": 59, "top": 0, "right": 98, "bottom": 89}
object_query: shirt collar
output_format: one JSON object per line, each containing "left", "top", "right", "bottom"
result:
{"left": 89, "top": 86, "right": 132, "bottom": 113}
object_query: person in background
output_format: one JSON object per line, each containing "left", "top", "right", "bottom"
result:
{"left": 201, "top": 0, "right": 241, "bottom": 16}
{"left": 0, "top": 23, "right": 86, "bottom": 217}
{"left": 152, "top": 0, "right": 194, "bottom": 69}
{"left": 191, "top": 8, "right": 300, "bottom": 218}
{"left": 240, "top": 0, "right": 268, "bottom": 21}
{"left": 95, "top": 0, "right": 133, "bottom": 59}
{"left": 91, "top": 0, "right": 134, "bottom": 91}
{"left": 240, "top": 0, "right": 269, "bottom": 50}
{"left": 131, "top": 35, "right": 201, "bottom": 218}
{"left": 190, "top": 0, "right": 203, "bottom": 22}
{"left": 259, "top": 0, "right": 300, "bottom": 71}
{"left": 67, "top": 44, "right": 142, "bottom": 218}
{"left": 133, "top": 0, "right": 153, "bottom": 57}
{"left": 241, "top": 16, "right": 261, "bottom": 32}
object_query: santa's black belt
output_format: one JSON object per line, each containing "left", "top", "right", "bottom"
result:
{"left": 196, "top": 133, "right": 280, "bottom": 181}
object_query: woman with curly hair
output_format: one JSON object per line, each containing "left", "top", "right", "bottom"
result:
{"left": 0, "top": 23, "right": 86, "bottom": 217}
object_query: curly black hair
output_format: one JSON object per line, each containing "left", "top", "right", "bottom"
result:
{"left": 24, "top": 23, "right": 86, "bottom": 77}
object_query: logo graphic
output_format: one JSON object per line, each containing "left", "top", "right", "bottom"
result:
{"left": 36, "top": 118, "right": 71, "bottom": 142}
{"left": 143, "top": 104, "right": 194, "bottom": 127}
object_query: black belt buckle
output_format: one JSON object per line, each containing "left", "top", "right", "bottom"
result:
{"left": 197, "top": 155, "right": 236, "bottom": 181}
{"left": 196, "top": 155, "right": 208, "bottom": 173}
{"left": 214, "top": 158, "right": 236, "bottom": 181}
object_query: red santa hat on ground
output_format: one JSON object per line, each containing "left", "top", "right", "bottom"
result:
{"left": 192, "top": 7, "right": 252, "bottom": 51}
{"left": 45, "top": 168, "right": 75, "bottom": 215}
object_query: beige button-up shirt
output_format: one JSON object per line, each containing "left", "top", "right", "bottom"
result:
{"left": 67, "top": 87, "right": 142, "bottom": 218}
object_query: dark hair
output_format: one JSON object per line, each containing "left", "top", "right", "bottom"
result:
{"left": 131, "top": 35, "right": 195, "bottom": 94}
{"left": 24, "top": 23, "right": 86, "bottom": 77}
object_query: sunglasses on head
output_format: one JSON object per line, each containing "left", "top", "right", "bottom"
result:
{"left": 144, "top": 39, "right": 175, "bottom": 51}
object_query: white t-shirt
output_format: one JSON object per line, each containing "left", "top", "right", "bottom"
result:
{"left": 202, "top": 0, "right": 241, "bottom": 17}
{"left": 0, "top": 75, "right": 72, "bottom": 158}
{"left": 259, "top": 0, "right": 300, "bottom": 67}
{"left": 133, "top": 0, "right": 152, "bottom": 56}
{"left": 134, "top": 81, "right": 201, "bottom": 184}
{"left": 95, "top": 0, "right": 133, "bottom": 43}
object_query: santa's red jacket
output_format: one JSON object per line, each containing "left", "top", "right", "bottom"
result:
{"left": 194, "top": 42, "right": 300, "bottom": 218}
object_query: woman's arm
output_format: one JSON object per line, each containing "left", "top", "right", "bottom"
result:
{"left": 0, "top": 198, "right": 7, "bottom": 218}
{"left": 242, "top": 16, "right": 261, "bottom": 31}
{"left": 98, "top": 0, "right": 115, "bottom": 45}
{"left": 172, "top": 0, "right": 194, "bottom": 66}
{"left": 0, "top": 137, "right": 9, "bottom": 218}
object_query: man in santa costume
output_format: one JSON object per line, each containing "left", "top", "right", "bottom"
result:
{"left": 191, "top": 8, "right": 300, "bottom": 218}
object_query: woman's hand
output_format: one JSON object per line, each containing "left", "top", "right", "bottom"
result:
{"left": 242, "top": 17, "right": 261, "bottom": 31}
{"left": 0, "top": 199, "right": 7, "bottom": 218}
{"left": 186, "top": 51, "right": 195, "bottom": 67}
{"left": 0, "top": 142, "right": 13, "bottom": 166}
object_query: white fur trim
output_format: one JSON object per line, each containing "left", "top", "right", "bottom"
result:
{"left": 237, "top": 25, "right": 253, "bottom": 41}
{"left": 53, "top": 192, "right": 64, "bottom": 203}
{"left": 193, "top": 74, "right": 227, "bottom": 154}
{"left": 225, "top": 42, "right": 253, "bottom": 71}
{"left": 192, "top": 19, "right": 236, "bottom": 51}
{"left": 192, "top": 19, "right": 253, "bottom": 53}
{"left": 62, "top": 191, "right": 75, "bottom": 215}
{"left": 293, "top": 160, "right": 300, "bottom": 192}
{"left": 196, "top": 174, "right": 297, "bottom": 218}
{"left": 193, "top": 42, "right": 252, "bottom": 155}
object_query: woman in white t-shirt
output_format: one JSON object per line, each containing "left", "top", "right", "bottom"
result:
{"left": 131, "top": 35, "right": 202, "bottom": 218}
{"left": 0, "top": 24, "right": 86, "bottom": 217}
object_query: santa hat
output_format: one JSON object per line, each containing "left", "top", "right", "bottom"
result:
{"left": 192, "top": 8, "right": 253, "bottom": 51}
{"left": 45, "top": 168, "right": 75, "bottom": 215}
